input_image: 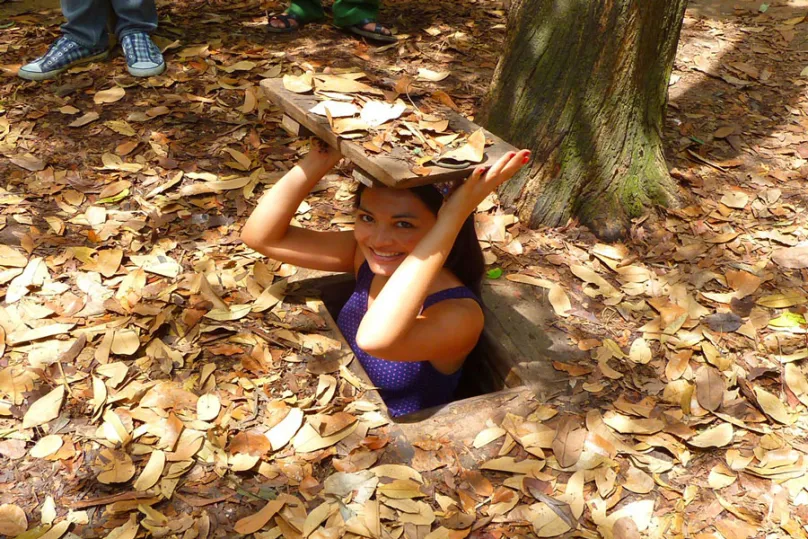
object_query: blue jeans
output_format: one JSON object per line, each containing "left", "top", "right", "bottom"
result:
{"left": 61, "top": 0, "right": 157, "bottom": 50}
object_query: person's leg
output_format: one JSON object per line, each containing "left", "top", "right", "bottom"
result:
{"left": 61, "top": 0, "right": 111, "bottom": 49}
{"left": 110, "top": 0, "right": 157, "bottom": 39}
{"left": 333, "top": 0, "right": 395, "bottom": 42}
{"left": 269, "top": 0, "right": 325, "bottom": 31}
{"left": 110, "top": 0, "right": 164, "bottom": 77}
{"left": 18, "top": 0, "right": 111, "bottom": 80}
{"left": 332, "top": 0, "right": 378, "bottom": 27}
{"left": 285, "top": 0, "right": 325, "bottom": 22}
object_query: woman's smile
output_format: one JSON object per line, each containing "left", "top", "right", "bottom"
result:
{"left": 354, "top": 187, "right": 437, "bottom": 275}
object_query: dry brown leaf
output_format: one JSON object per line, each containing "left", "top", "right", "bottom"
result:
{"left": 30, "top": 435, "right": 63, "bottom": 458}
{"left": 612, "top": 517, "right": 640, "bottom": 539}
{"left": 473, "top": 426, "right": 506, "bottom": 448}
{"left": 785, "top": 364, "right": 808, "bottom": 406}
{"left": 196, "top": 393, "right": 221, "bottom": 421}
{"left": 283, "top": 73, "right": 314, "bottom": 93}
{"left": 266, "top": 407, "right": 303, "bottom": 450}
{"left": 134, "top": 450, "right": 165, "bottom": 491}
{"left": 628, "top": 338, "right": 652, "bottom": 364}
{"left": 94, "top": 86, "right": 126, "bottom": 104}
{"left": 371, "top": 464, "right": 423, "bottom": 483}
{"left": 531, "top": 502, "right": 572, "bottom": 537}
{"left": 23, "top": 385, "right": 65, "bottom": 429}
{"left": 548, "top": 284, "right": 571, "bottom": 317}
{"left": 695, "top": 365, "right": 725, "bottom": 412}
{"left": 10, "top": 153, "right": 45, "bottom": 171}
{"left": 293, "top": 421, "right": 358, "bottom": 453}
{"left": 416, "top": 67, "right": 451, "bottom": 82}
{"left": 481, "top": 457, "right": 544, "bottom": 474}
{"left": 0, "top": 503, "right": 28, "bottom": 536}
{"left": 223, "top": 147, "right": 252, "bottom": 170}
{"left": 0, "top": 245, "right": 27, "bottom": 268}
{"left": 252, "top": 279, "right": 287, "bottom": 313}
{"left": 720, "top": 189, "right": 749, "bottom": 209}
{"left": 314, "top": 74, "right": 376, "bottom": 94}
{"left": 104, "top": 514, "right": 140, "bottom": 539}
{"left": 552, "top": 416, "right": 586, "bottom": 468}
{"left": 303, "top": 501, "right": 333, "bottom": 537}
{"left": 622, "top": 465, "right": 654, "bottom": 494}
{"left": 602, "top": 412, "right": 663, "bottom": 435}
{"left": 69, "top": 112, "right": 100, "bottom": 127}
{"left": 688, "top": 423, "right": 733, "bottom": 448}
{"left": 771, "top": 246, "right": 808, "bottom": 269}
{"left": 111, "top": 329, "right": 140, "bottom": 356}
{"left": 377, "top": 479, "right": 424, "bottom": 499}
{"left": 40, "top": 520, "right": 70, "bottom": 539}
{"left": 96, "top": 448, "right": 136, "bottom": 484}
{"left": 179, "top": 177, "right": 251, "bottom": 197}
{"left": 756, "top": 291, "right": 807, "bottom": 308}
{"left": 753, "top": 387, "right": 793, "bottom": 424}
{"left": 310, "top": 100, "right": 360, "bottom": 118}
{"left": 230, "top": 431, "right": 272, "bottom": 456}
{"left": 234, "top": 499, "right": 286, "bottom": 535}
{"left": 708, "top": 463, "right": 737, "bottom": 489}
{"left": 9, "top": 323, "right": 75, "bottom": 346}
{"left": 438, "top": 128, "right": 485, "bottom": 164}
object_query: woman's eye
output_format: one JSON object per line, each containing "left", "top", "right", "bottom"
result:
{"left": 396, "top": 221, "right": 414, "bottom": 229}
{"left": 359, "top": 214, "right": 374, "bottom": 223}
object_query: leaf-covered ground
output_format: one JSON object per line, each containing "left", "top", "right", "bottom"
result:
{"left": 2, "top": 0, "right": 808, "bottom": 537}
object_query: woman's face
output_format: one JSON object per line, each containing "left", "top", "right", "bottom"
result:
{"left": 354, "top": 187, "right": 438, "bottom": 276}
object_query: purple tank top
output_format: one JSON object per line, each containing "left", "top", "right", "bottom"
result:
{"left": 337, "top": 262, "right": 481, "bottom": 418}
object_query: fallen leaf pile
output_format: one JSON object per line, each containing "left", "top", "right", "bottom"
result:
{"left": 1, "top": 0, "right": 808, "bottom": 538}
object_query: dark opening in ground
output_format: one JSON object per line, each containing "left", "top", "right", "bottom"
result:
{"left": 309, "top": 274, "right": 507, "bottom": 414}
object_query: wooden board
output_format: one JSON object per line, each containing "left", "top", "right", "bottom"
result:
{"left": 260, "top": 77, "right": 518, "bottom": 188}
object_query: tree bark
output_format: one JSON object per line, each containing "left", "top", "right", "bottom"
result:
{"left": 482, "top": 0, "right": 687, "bottom": 241}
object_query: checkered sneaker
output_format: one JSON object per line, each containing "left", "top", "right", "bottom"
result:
{"left": 121, "top": 32, "right": 165, "bottom": 77}
{"left": 18, "top": 36, "right": 109, "bottom": 81}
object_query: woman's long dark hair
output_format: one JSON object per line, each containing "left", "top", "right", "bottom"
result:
{"left": 355, "top": 183, "right": 485, "bottom": 297}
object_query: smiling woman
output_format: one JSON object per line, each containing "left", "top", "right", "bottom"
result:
{"left": 241, "top": 138, "right": 530, "bottom": 417}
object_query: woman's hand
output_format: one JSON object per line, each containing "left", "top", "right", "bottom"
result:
{"left": 303, "top": 137, "right": 343, "bottom": 170}
{"left": 444, "top": 149, "right": 531, "bottom": 217}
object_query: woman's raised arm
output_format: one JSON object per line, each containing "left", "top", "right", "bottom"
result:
{"left": 241, "top": 141, "right": 358, "bottom": 272}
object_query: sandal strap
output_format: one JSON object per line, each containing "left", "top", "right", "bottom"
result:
{"left": 270, "top": 13, "right": 300, "bottom": 28}
{"left": 353, "top": 18, "right": 389, "bottom": 35}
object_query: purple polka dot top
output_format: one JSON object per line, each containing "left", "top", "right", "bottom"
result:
{"left": 337, "top": 262, "right": 481, "bottom": 418}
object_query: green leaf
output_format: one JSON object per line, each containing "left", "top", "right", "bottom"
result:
{"left": 769, "top": 312, "right": 806, "bottom": 328}
{"left": 759, "top": 3, "right": 769, "bottom": 12}
{"left": 97, "top": 187, "right": 130, "bottom": 204}
{"left": 486, "top": 267, "right": 503, "bottom": 279}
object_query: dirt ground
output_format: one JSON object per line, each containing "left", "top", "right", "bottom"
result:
{"left": 2, "top": 0, "right": 808, "bottom": 538}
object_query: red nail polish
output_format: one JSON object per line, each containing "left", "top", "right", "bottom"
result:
{"left": 522, "top": 156, "right": 530, "bottom": 164}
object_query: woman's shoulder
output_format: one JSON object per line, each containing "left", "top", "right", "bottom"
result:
{"left": 428, "top": 267, "right": 467, "bottom": 294}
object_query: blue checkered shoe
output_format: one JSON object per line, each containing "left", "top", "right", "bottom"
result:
{"left": 18, "top": 36, "right": 109, "bottom": 81}
{"left": 121, "top": 33, "right": 165, "bottom": 77}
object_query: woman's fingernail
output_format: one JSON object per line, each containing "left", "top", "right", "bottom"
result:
{"left": 523, "top": 156, "right": 530, "bottom": 164}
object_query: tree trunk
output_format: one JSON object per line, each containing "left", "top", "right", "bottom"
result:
{"left": 482, "top": 0, "right": 687, "bottom": 241}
